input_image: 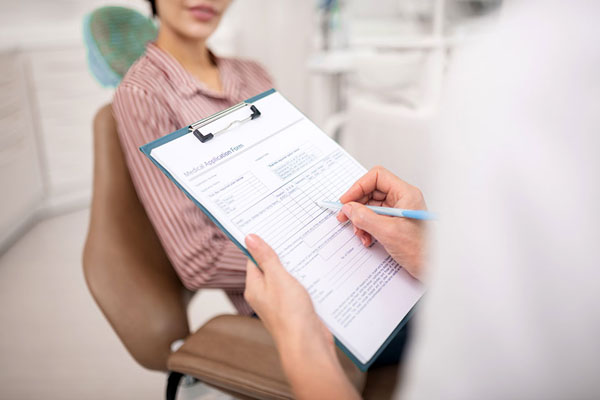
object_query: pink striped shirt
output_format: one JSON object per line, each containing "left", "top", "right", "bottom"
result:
{"left": 112, "top": 43, "right": 273, "bottom": 315}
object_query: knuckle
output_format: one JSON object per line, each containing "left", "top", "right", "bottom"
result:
{"left": 353, "top": 208, "right": 367, "bottom": 225}
{"left": 264, "top": 255, "right": 279, "bottom": 270}
{"left": 413, "top": 192, "right": 424, "bottom": 204}
{"left": 404, "top": 186, "right": 425, "bottom": 207}
{"left": 373, "top": 165, "right": 385, "bottom": 174}
{"left": 267, "top": 249, "right": 278, "bottom": 261}
{"left": 413, "top": 187, "right": 424, "bottom": 200}
{"left": 258, "top": 252, "right": 273, "bottom": 266}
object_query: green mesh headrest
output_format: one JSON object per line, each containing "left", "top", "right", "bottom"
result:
{"left": 83, "top": 6, "right": 157, "bottom": 87}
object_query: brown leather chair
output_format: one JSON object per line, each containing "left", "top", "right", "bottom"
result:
{"left": 83, "top": 104, "right": 399, "bottom": 399}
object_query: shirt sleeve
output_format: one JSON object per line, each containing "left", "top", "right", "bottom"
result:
{"left": 112, "top": 84, "right": 248, "bottom": 291}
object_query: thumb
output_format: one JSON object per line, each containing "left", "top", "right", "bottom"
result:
{"left": 245, "top": 234, "right": 283, "bottom": 275}
{"left": 341, "top": 202, "right": 393, "bottom": 241}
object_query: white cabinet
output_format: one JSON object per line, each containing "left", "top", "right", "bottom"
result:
{"left": 0, "top": 43, "right": 112, "bottom": 251}
{"left": 0, "top": 51, "right": 44, "bottom": 247}
{"left": 27, "top": 46, "right": 112, "bottom": 209}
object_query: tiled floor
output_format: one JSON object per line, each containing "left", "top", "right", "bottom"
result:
{"left": 0, "top": 210, "right": 236, "bottom": 400}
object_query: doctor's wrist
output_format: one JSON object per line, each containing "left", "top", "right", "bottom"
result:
{"left": 273, "top": 316, "right": 334, "bottom": 361}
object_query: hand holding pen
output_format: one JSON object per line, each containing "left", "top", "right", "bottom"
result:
{"left": 332, "top": 166, "right": 428, "bottom": 281}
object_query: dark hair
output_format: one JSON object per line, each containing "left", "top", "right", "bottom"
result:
{"left": 147, "top": 0, "right": 157, "bottom": 17}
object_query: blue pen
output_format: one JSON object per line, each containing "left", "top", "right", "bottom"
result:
{"left": 318, "top": 200, "right": 436, "bottom": 220}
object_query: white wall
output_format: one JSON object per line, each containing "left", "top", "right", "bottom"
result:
{"left": 211, "top": 0, "right": 315, "bottom": 113}
{"left": 0, "top": 0, "right": 145, "bottom": 251}
{"left": 0, "top": 51, "right": 45, "bottom": 250}
{"left": 0, "top": 0, "right": 494, "bottom": 251}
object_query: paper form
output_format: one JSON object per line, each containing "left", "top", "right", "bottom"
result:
{"left": 149, "top": 92, "right": 424, "bottom": 365}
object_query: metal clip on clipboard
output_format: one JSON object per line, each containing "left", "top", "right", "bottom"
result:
{"left": 188, "top": 103, "right": 261, "bottom": 143}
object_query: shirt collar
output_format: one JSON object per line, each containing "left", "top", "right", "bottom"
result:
{"left": 145, "top": 42, "right": 243, "bottom": 100}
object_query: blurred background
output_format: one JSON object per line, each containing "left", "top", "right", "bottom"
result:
{"left": 0, "top": 0, "right": 500, "bottom": 398}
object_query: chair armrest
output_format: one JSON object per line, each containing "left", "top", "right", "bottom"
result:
{"left": 168, "top": 315, "right": 366, "bottom": 400}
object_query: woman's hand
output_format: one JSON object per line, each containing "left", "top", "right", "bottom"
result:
{"left": 337, "top": 166, "right": 427, "bottom": 280}
{"left": 244, "top": 234, "right": 360, "bottom": 400}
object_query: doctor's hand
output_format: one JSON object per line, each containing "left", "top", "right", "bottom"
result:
{"left": 243, "top": 234, "right": 332, "bottom": 350}
{"left": 244, "top": 234, "right": 360, "bottom": 400}
{"left": 337, "top": 166, "right": 427, "bottom": 280}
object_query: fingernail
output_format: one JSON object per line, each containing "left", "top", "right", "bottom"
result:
{"left": 341, "top": 204, "right": 352, "bottom": 218}
{"left": 353, "top": 226, "right": 358, "bottom": 235}
{"left": 245, "top": 234, "right": 259, "bottom": 248}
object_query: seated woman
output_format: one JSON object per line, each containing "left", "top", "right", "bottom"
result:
{"left": 113, "top": 0, "right": 273, "bottom": 314}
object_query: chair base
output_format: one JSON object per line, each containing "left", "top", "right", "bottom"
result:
{"left": 166, "top": 371, "right": 184, "bottom": 400}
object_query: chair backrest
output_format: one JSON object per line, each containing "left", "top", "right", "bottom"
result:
{"left": 83, "top": 104, "right": 190, "bottom": 371}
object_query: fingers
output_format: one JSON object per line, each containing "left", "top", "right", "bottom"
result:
{"left": 245, "top": 234, "right": 283, "bottom": 276}
{"left": 244, "top": 234, "right": 279, "bottom": 305}
{"left": 339, "top": 166, "right": 407, "bottom": 205}
{"left": 337, "top": 197, "right": 387, "bottom": 223}
{"left": 244, "top": 259, "right": 264, "bottom": 303}
{"left": 348, "top": 221, "right": 372, "bottom": 246}
{"left": 340, "top": 202, "right": 394, "bottom": 244}
{"left": 355, "top": 228, "right": 373, "bottom": 247}
{"left": 245, "top": 258, "right": 263, "bottom": 286}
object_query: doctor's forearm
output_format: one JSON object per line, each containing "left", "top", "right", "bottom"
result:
{"left": 276, "top": 329, "right": 360, "bottom": 400}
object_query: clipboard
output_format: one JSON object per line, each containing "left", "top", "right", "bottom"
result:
{"left": 140, "top": 89, "right": 275, "bottom": 266}
{"left": 140, "top": 89, "right": 423, "bottom": 371}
